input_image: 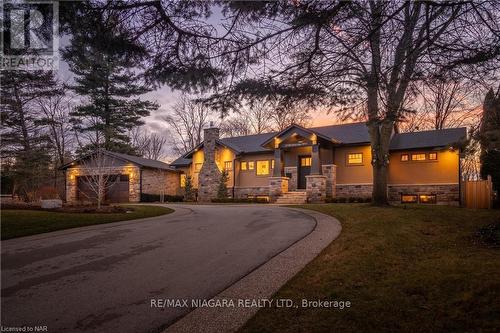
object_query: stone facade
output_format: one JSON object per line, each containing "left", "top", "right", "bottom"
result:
{"left": 284, "top": 166, "right": 298, "bottom": 191}
{"left": 335, "top": 184, "right": 373, "bottom": 198}
{"left": 234, "top": 186, "right": 270, "bottom": 199}
{"left": 198, "top": 127, "right": 222, "bottom": 202}
{"left": 306, "top": 175, "right": 327, "bottom": 203}
{"left": 322, "top": 164, "right": 337, "bottom": 198}
{"left": 141, "top": 169, "right": 180, "bottom": 196}
{"left": 65, "top": 165, "right": 141, "bottom": 203}
{"left": 388, "top": 184, "right": 459, "bottom": 204}
{"left": 269, "top": 177, "right": 289, "bottom": 201}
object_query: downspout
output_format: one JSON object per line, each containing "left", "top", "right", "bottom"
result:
{"left": 139, "top": 168, "right": 143, "bottom": 202}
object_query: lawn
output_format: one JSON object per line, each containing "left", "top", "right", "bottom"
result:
{"left": 241, "top": 204, "right": 500, "bottom": 333}
{"left": 1, "top": 205, "right": 174, "bottom": 240}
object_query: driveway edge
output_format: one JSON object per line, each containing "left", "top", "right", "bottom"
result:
{"left": 164, "top": 207, "right": 342, "bottom": 333}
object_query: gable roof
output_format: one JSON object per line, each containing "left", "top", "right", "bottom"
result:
{"left": 390, "top": 127, "right": 467, "bottom": 150}
{"left": 170, "top": 123, "right": 468, "bottom": 167}
{"left": 61, "top": 150, "right": 177, "bottom": 171}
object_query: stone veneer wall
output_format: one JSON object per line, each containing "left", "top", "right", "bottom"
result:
{"left": 198, "top": 127, "right": 222, "bottom": 202}
{"left": 269, "top": 177, "right": 289, "bottom": 201}
{"left": 322, "top": 164, "right": 337, "bottom": 198}
{"left": 388, "top": 184, "right": 459, "bottom": 204}
{"left": 306, "top": 175, "right": 327, "bottom": 203}
{"left": 234, "top": 186, "right": 270, "bottom": 198}
{"left": 284, "top": 167, "right": 298, "bottom": 191}
{"left": 65, "top": 166, "right": 141, "bottom": 203}
{"left": 335, "top": 184, "right": 373, "bottom": 198}
{"left": 141, "top": 169, "right": 180, "bottom": 196}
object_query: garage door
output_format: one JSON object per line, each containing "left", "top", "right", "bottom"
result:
{"left": 77, "top": 175, "right": 130, "bottom": 203}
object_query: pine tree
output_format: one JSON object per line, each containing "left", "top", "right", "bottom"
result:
{"left": 63, "top": 6, "right": 158, "bottom": 155}
{"left": 183, "top": 176, "right": 195, "bottom": 202}
{"left": 217, "top": 170, "right": 229, "bottom": 200}
{"left": 479, "top": 87, "right": 500, "bottom": 195}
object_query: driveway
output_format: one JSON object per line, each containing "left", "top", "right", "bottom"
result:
{"left": 1, "top": 204, "right": 316, "bottom": 333}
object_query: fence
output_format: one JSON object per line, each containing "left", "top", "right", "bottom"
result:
{"left": 463, "top": 175, "right": 493, "bottom": 209}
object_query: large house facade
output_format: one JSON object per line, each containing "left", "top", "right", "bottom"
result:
{"left": 62, "top": 122, "right": 466, "bottom": 205}
{"left": 171, "top": 122, "right": 466, "bottom": 205}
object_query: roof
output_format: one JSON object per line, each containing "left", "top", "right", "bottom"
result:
{"left": 390, "top": 127, "right": 467, "bottom": 150}
{"left": 61, "top": 150, "right": 177, "bottom": 171}
{"left": 170, "top": 123, "right": 468, "bottom": 167}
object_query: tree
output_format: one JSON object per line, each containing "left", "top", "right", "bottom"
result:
{"left": 63, "top": 5, "right": 158, "bottom": 155}
{"left": 183, "top": 175, "right": 195, "bottom": 202}
{"left": 217, "top": 170, "right": 229, "bottom": 199}
{"left": 479, "top": 86, "right": 500, "bottom": 193}
{"left": 130, "top": 127, "right": 168, "bottom": 160}
{"left": 162, "top": 95, "right": 215, "bottom": 155}
{"left": 0, "top": 70, "right": 61, "bottom": 200}
{"left": 108, "top": 1, "right": 499, "bottom": 205}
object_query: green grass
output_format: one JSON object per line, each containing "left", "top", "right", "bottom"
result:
{"left": 1, "top": 205, "right": 174, "bottom": 240}
{"left": 241, "top": 204, "right": 500, "bottom": 333}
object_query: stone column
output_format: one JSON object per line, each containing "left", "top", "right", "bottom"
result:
{"left": 273, "top": 148, "right": 282, "bottom": 177}
{"left": 321, "top": 164, "right": 337, "bottom": 198}
{"left": 311, "top": 144, "right": 320, "bottom": 175}
{"left": 306, "top": 175, "right": 327, "bottom": 203}
{"left": 198, "top": 126, "right": 222, "bottom": 202}
{"left": 269, "top": 177, "right": 289, "bottom": 202}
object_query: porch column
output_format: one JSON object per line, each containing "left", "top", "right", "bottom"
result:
{"left": 311, "top": 144, "right": 320, "bottom": 175}
{"left": 273, "top": 148, "right": 282, "bottom": 177}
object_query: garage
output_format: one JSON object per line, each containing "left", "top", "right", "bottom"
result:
{"left": 77, "top": 174, "right": 130, "bottom": 203}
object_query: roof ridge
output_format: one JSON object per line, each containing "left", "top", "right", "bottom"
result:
{"left": 395, "top": 127, "right": 467, "bottom": 135}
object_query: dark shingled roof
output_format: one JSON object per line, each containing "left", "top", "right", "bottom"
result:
{"left": 390, "top": 127, "right": 467, "bottom": 150}
{"left": 170, "top": 123, "right": 467, "bottom": 167}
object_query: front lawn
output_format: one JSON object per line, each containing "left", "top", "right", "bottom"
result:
{"left": 1, "top": 205, "right": 174, "bottom": 240}
{"left": 242, "top": 204, "right": 500, "bottom": 333}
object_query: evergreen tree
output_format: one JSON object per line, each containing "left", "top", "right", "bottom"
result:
{"left": 63, "top": 6, "right": 158, "bottom": 154}
{"left": 217, "top": 170, "right": 229, "bottom": 199}
{"left": 0, "top": 70, "right": 61, "bottom": 200}
{"left": 183, "top": 175, "right": 195, "bottom": 202}
{"left": 479, "top": 87, "right": 500, "bottom": 195}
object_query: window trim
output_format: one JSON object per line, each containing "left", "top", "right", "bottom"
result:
{"left": 223, "top": 161, "right": 232, "bottom": 171}
{"left": 180, "top": 174, "right": 186, "bottom": 188}
{"left": 401, "top": 194, "right": 418, "bottom": 203}
{"left": 401, "top": 154, "right": 409, "bottom": 162}
{"left": 248, "top": 161, "right": 255, "bottom": 170}
{"left": 255, "top": 160, "right": 270, "bottom": 176}
{"left": 194, "top": 163, "right": 202, "bottom": 172}
{"left": 346, "top": 152, "right": 363, "bottom": 166}
{"left": 419, "top": 194, "right": 437, "bottom": 204}
{"left": 428, "top": 152, "right": 438, "bottom": 161}
{"left": 240, "top": 161, "right": 248, "bottom": 171}
{"left": 411, "top": 153, "right": 426, "bottom": 161}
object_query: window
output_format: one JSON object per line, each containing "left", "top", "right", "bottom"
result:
{"left": 180, "top": 174, "right": 186, "bottom": 188}
{"left": 271, "top": 160, "right": 275, "bottom": 169}
{"left": 241, "top": 161, "right": 248, "bottom": 171}
{"left": 347, "top": 153, "right": 363, "bottom": 165}
{"left": 419, "top": 194, "right": 436, "bottom": 204}
{"left": 401, "top": 154, "right": 409, "bottom": 162}
{"left": 401, "top": 194, "right": 418, "bottom": 203}
{"left": 428, "top": 152, "right": 437, "bottom": 160}
{"left": 411, "top": 153, "right": 426, "bottom": 161}
{"left": 256, "top": 160, "right": 270, "bottom": 175}
{"left": 120, "top": 175, "right": 129, "bottom": 182}
{"left": 194, "top": 163, "right": 202, "bottom": 172}
{"left": 224, "top": 161, "right": 232, "bottom": 171}
{"left": 248, "top": 161, "right": 255, "bottom": 170}
{"left": 300, "top": 157, "right": 312, "bottom": 167}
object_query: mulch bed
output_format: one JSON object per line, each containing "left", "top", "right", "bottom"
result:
{"left": 1, "top": 202, "right": 132, "bottom": 214}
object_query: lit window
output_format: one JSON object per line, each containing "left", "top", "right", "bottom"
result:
{"left": 419, "top": 194, "right": 436, "bottom": 204}
{"left": 411, "top": 153, "right": 426, "bottom": 161}
{"left": 241, "top": 161, "right": 248, "bottom": 171}
{"left": 194, "top": 163, "right": 202, "bottom": 172}
{"left": 401, "top": 154, "right": 409, "bottom": 162}
{"left": 401, "top": 194, "right": 418, "bottom": 203}
{"left": 428, "top": 153, "right": 437, "bottom": 160}
{"left": 271, "top": 160, "right": 275, "bottom": 169}
{"left": 248, "top": 161, "right": 255, "bottom": 170}
{"left": 300, "top": 157, "right": 312, "bottom": 167}
{"left": 224, "top": 161, "right": 232, "bottom": 171}
{"left": 256, "top": 160, "right": 270, "bottom": 175}
{"left": 180, "top": 174, "right": 186, "bottom": 188}
{"left": 347, "top": 153, "right": 363, "bottom": 165}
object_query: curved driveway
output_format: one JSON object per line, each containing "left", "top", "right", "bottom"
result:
{"left": 1, "top": 204, "right": 315, "bottom": 333}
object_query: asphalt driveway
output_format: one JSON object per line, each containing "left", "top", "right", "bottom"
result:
{"left": 1, "top": 204, "right": 315, "bottom": 333}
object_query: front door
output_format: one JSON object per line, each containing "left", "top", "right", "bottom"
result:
{"left": 298, "top": 156, "right": 311, "bottom": 189}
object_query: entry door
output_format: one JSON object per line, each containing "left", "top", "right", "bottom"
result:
{"left": 298, "top": 156, "right": 312, "bottom": 189}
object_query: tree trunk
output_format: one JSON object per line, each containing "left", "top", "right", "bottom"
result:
{"left": 368, "top": 120, "right": 393, "bottom": 206}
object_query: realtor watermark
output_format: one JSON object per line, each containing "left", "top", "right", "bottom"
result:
{"left": 1, "top": 0, "right": 59, "bottom": 70}
{"left": 151, "top": 298, "right": 352, "bottom": 310}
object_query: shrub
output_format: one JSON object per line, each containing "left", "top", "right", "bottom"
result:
{"left": 217, "top": 170, "right": 229, "bottom": 199}
{"left": 336, "top": 197, "right": 347, "bottom": 203}
{"left": 325, "top": 197, "right": 337, "bottom": 203}
{"left": 183, "top": 175, "right": 195, "bottom": 201}
{"left": 37, "top": 186, "right": 60, "bottom": 200}
{"left": 140, "top": 193, "right": 184, "bottom": 202}
{"left": 211, "top": 197, "right": 269, "bottom": 204}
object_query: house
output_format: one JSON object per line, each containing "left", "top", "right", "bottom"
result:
{"left": 171, "top": 122, "right": 467, "bottom": 204}
{"left": 61, "top": 150, "right": 180, "bottom": 203}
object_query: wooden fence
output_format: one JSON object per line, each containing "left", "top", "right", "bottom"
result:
{"left": 463, "top": 175, "right": 493, "bottom": 209}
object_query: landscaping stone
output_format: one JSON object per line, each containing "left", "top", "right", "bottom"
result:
{"left": 41, "top": 199, "right": 63, "bottom": 209}
{"left": 269, "top": 177, "right": 289, "bottom": 202}
{"left": 306, "top": 175, "right": 327, "bottom": 203}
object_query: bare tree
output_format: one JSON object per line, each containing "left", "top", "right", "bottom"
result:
{"left": 270, "top": 101, "right": 312, "bottom": 131}
{"left": 162, "top": 95, "right": 215, "bottom": 155}
{"left": 130, "top": 127, "right": 168, "bottom": 160}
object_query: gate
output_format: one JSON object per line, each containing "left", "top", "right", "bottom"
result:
{"left": 464, "top": 176, "right": 493, "bottom": 209}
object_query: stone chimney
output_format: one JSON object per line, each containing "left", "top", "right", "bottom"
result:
{"left": 197, "top": 122, "right": 222, "bottom": 202}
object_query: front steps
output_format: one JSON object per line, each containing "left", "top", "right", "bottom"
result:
{"left": 275, "top": 191, "right": 307, "bottom": 204}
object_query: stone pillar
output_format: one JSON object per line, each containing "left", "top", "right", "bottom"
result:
{"left": 273, "top": 148, "right": 282, "bottom": 177}
{"left": 198, "top": 126, "right": 222, "bottom": 202}
{"left": 306, "top": 175, "right": 327, "bottom": 203}
{"left": 284, "top": 166, "right": 298, "bottom": 191}
{"left": 321, "top": 164, "right": 337, "bottom": 198}
{"left": 311, "top": 144, "right": 320, "bottom": 175}
{"left": 269, "top": 177, "right": 289, "bottom": 202}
